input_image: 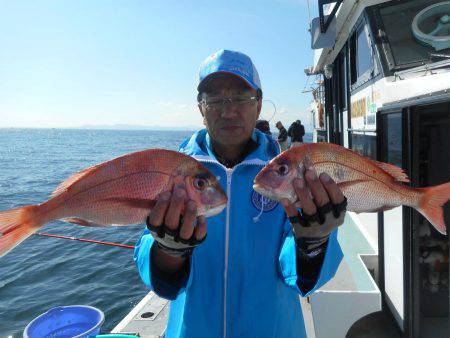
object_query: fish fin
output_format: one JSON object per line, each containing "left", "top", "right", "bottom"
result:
{"left": 63, "top": 218, "right": 105, "bottom": 227}
{"left": 50, "top": 164, "right": 102, "bottom": 198}
{"left": 337, "top": 179, "right": 371, "bottom": 190}
{"left": 376, "top": 206, "right": 396, "bottom": 212}
{"left": 372, "top": 160, "right": 410, "bottom": 183}
{"left": 417, "top": 182, "right": 450, "bottom": 235}
{"left": 368, "top": 206, "right": 396, "bottom": 213}
{"left": 0, "top": 205, "right": 46, "bottom": 258}
{"left": 101, "top": 197, "right": 157, "bottom": 210}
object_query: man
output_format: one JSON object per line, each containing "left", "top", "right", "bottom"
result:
{"left": 288, "top": 119, "right": 306, "bottom": 147}
{"left": 255, "top": 119, "right": 272, "bottom": 136}
{"left": 276, "top": 120, "right": 288, "bottom": 151}
{"left": 134, "top": 49, "right": 345, "bottom": 338}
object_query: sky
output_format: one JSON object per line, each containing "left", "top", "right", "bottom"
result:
{"left": 0, "top": 0, "right": 319, "bottom": 130}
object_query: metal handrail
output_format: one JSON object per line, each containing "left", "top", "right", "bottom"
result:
{"left": 347, "top": 128, "right": 376, "bottom": 133}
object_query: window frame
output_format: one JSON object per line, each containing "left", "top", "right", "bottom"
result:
{"left": 349, "top": 14, "right": 379, "bottom": 91}
{"left": 368, "top": 0, "right": 446, "bottom": 72}
{"left": 349, "top": 131, "right": 377, "bottom": 160}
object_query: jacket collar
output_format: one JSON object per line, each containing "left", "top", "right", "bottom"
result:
{"left": 178, "top": 128, "right": 279, "bottom": 164}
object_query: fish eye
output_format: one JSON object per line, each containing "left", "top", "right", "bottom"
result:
{"left": 193, "top": 177, "right": 207, "bottom": 191}
{"left": 278, "top": 164, "right": 289, "bottom": 176}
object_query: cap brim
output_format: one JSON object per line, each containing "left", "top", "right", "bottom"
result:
{"left": 197, "top": 71, "right": 257, "bottom": 92}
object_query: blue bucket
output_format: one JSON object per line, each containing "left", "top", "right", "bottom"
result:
{"left": 23, "top": 305, "right": 105, "bottom": 338}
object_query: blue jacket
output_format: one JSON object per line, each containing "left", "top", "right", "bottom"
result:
{"left": 134, "top": 129, "right": 343, "bottom": 338}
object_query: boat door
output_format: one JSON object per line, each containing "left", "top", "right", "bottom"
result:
{"left": 409, "top": 103, "right": 450, "bottom": 338}
{"left": 378, "top": 110, "right": 407, "bottom": 334}
{"left": 379, "top": 102, "right": 450, "bottom": 338}
{"left": 325, "top": 47, "right": 349, "bottom": 146}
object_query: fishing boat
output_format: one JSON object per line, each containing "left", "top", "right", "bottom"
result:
{"left": 108, "top": 1, "right": 450, "bottom": 337}
{"left": 305, "top": 0, "right": 450, "bottom": 337}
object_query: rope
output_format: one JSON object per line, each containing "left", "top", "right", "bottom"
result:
{"left": 253, "top": 196, "right": 268, "bottom": 223}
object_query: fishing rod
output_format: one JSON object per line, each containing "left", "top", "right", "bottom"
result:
{"left": 262, "top": 99, "right": 277, "bottom": 121}
{"left": 34, "top": 232, "right": 135, "bottom": 249}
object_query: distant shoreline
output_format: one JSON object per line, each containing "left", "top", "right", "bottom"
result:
{"left": 0, "top": 126, "right": 200, "bottom": 132}
{"left": 0, "top": 127, "right": 314, "bottom": 134}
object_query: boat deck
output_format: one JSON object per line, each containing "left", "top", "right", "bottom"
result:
{"left": 112, "top": 291, "right": 170, "bottom": 338}
{"left": 111, "top": 213, "right": 383, "bottom": 338}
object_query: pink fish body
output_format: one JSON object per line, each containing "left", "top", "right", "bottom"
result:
{"left": 0, "top": 149, "right": 227, "bottom": 258}
{"left": 253, "top": 143, "right": 450, "bottom": 235}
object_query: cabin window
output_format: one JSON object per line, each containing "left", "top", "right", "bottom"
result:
{"left": 350, "top": 24, "right": 374, "bottom": 86}
{"left": 317, "top": 130, "right": 327, "bottom": 143}
{"left": 338, "top": 49, "right": 348, "bottom": 110}
{"left": 350, "top": 35, "right": 357, "bottom": 85}
{"left": 356, "top": 27, "right": 374, "bottom": 79}
{"left": 372, "top": 0, "right": 450, "bottom": 70}
{"left": 350, "top": 132, "right": 376, "bottom": 160}
{"left": 385, "top": 113, "right": 402, "bottom": 167}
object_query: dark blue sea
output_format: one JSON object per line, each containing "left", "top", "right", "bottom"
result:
{"left": 0, "top": 128, "right": 312, "bottom": 337}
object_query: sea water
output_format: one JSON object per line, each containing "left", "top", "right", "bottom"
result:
{"left": 0, "top": 128, "right": 312, "bottom": 336}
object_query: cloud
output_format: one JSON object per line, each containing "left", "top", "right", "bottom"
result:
{"left": 131, "top": 102, "right": 202, "bottom": 128}
{"left": 221, "top": 9, "right": 258, "bottom": 20}
{"left": 157, "top": 101, "right": 176, "bottom": 107}
{"left": 277, "top": 107, "right": 289, "bottom": 115}
{"left": 273, "top": 0, "right": 307, "bottom": 6}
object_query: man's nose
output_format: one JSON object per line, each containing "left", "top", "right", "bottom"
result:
{"left": 219, "top": 102, "right": 239, "bottom": 118}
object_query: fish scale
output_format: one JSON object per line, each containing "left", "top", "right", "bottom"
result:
{"left": 253, "top": 143, "right": 450, "bottom": 235}
{"left": 41, "top": 171, "right": 172, "bottom": 227}
{"left": 313, "top": 162, "right": 413, "bottom": 212}
{"left": 0, "top": 149, "right": 228, "bottom": 258}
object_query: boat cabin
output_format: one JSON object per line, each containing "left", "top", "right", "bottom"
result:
{"left": 309, "top": 1, "right": 450, "bottom": 337}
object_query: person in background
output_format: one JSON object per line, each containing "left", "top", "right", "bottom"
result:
{"left": 275, "top": 120, "right": 288, "bottom": 151}
{"left": 134, "top": 49, "right": 346, "bottom": 338}
{"left": 255, "top": 119, "right": 271, "bottom": 136}
{"left": 288, "top": 119, "right": 305, "bottom": 147}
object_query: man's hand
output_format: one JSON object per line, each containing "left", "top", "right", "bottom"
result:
{"left": 147, "top": 183, "right": 207, "bottom": 273}
{"left": 281, "top": 168, "right": 347, "bottom": 252}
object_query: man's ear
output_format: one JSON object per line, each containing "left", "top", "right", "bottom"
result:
{"left": 256, "top": 99, "right": 262, "bottom": 119}
{"left": 198, "top": 103, "right": 204, "bottom": 117}
{"left": 198, "top": 104, "right": 207, "bottom": 125}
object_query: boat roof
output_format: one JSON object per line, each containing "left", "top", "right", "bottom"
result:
{"left": 313, "top": 0, "right": 390, "bottom": 72}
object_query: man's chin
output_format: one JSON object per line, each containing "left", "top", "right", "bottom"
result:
{"left": 219, "top": 128, "right": 245, "bottom": 139}
{"left": 216, "top": 130, "right": 248, "bottom": 145}
{"left": 220, "top": 125, "right": 243, "bottom": 132}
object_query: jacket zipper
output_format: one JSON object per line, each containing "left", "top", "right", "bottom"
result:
{"left": 193, "top": 156, "right": 267, "bottom": 338}
{"left": 224, "top": 168, "right": 232, "bottom": 338}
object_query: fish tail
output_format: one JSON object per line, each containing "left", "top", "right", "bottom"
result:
{"left": 0, "top": 205, "right": 47, "bottom": 258}
{"left": 417, "top": 182, "right": 450, "bottom": 235}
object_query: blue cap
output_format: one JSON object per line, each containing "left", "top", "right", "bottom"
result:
{"left": 198, "top": 49, "right": 261, "bottom": 92}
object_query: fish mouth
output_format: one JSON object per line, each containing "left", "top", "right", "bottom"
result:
{"left": 253, "top": 183, "right": 296, "bottom": 203}
{"left": 253, "top": 184, "right": 281, "bottom": 201}
{"left": 201, "top": 203, "right": 227, "bottom": 217}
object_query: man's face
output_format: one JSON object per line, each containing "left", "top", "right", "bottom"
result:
{"left": 198, "top": 75, "right": 262, "bottom": 147}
